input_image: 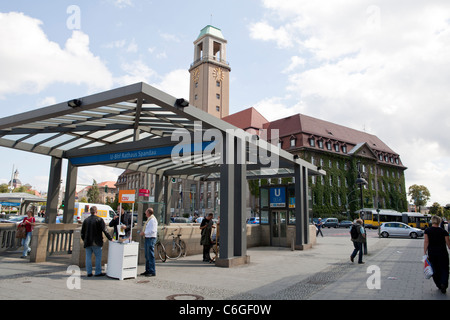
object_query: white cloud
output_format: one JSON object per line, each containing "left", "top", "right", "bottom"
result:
{"left": 111, "top": 0, "right": 133, "bottom": 9}
{"left": 151, "top": 69, "right": 189, "bottom": 99}
{"left": 0, "top": 12, "right": 113, "bottom": 98}
{"left": 36, "top": 97, "right": 57, "bottom": 107}
{"left": 249, "top": 0, "right": 450, "bottom": 205}
{"left": 115, "top": 59, "right": 158, "bottom": 85}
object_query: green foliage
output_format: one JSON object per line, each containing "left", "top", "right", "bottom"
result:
{"left": 407, "top": 184, "right": 431, "bottom": 207}
{"left": 87, "top": 180, "right": 100, "bottom": 203}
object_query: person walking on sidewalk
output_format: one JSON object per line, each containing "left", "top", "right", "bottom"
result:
{"left": 316, "top": 218, "right": 324, "bottom": 237}
{"left": 424, "top": 215, "right": 450, "bottom": 294}
{"left": 19, "top": 210, "right": 35, "bottom": 258}
{"left": 350, "top": 219, "right": 366, "bottom": 264}
{"left": 81, "top": 206, "right": 112, "bottom": 277}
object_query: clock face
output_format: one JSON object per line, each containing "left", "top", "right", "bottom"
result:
{"left": 212, "top": 67, "right": 224, "bottom": 82}
{"left": 192, "top": 68, "right": 199, "bottom": 82}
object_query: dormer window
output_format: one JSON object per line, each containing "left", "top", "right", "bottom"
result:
{"left": 318, "top": 140, "right": 324, "bottom": 149}
{"left": 290, "top": 137, "right": 296, "bottom": 147}
{"left": 309, "top": 137, "right": 315, "bottom": 147}
{"left": 334, "top": 143, "right": 340, "bottom": 152}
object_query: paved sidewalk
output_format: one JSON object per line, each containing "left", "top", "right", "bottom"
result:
{"left": 0, "top": 234, "right": 448, "bottom": 301}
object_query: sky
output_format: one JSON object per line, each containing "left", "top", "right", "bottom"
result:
{"left": 0, "top": 0, "right": 449, "bottom": 206}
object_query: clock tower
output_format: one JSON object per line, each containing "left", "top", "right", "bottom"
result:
{"left": 189, "top": 25, "right": 231, "bottom": 118}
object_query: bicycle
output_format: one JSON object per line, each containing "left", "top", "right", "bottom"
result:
{"left": 155, "top": 234, "right": 167, "bottom": 262}
{"left": 161, "top": 227, "right": 186, "bottom": 260}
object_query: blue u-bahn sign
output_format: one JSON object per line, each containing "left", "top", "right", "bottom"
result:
{"left": 269, "top": 187, "right": 286, "bottom": 208}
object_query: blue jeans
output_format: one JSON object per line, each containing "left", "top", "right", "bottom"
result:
{"left": 85, "top": 246, "right": 103, "bottom": 275}
{"left": 22, "top": 232, "right": 32, "bottom": 257}
{"left": 351, "top": 241, "right": 363, "bottom": 263}
{"left": 144, "top": 237, "right": 156, "bottom": 275}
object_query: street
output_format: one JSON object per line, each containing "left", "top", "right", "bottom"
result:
{"left": 317, "top": 225, "right": 381, "bottom": 238}
{"left": 0, "top": 226, "right": 447, "bottom": 303}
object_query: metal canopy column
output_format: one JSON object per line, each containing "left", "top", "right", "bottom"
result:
{"left": 294, "top": 163, "right": 311, "bottom": 249}
{"left": 63, "top": 162, "right": 77, "bottom": 224}
{"left": 233, "top": 137, "right": 247, "bottom": 257}
{"left": 218, "top": 135, "right": 234, "bottom": 261}
{"left": 301, "top": 165, "right": 310, "bottom": 245}
{"left": 45, "top": 157, "right": 62, "bottom": 224}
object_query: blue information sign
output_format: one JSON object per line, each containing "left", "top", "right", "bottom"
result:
{"left": 269, "top": 187, "right": 286, "bottom": 208}
{"left": 69, "top": 141, "right": 214, "bottom": 166}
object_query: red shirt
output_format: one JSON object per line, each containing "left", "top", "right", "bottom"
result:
{"left": 21, "top": 217, "right": 35, "bottom": 233}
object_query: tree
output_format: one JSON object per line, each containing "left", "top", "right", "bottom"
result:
{"left": 429, "top": 202, "right": 444, "bottom": 216}
{"left": 87, "top": 180, "right": 100, "bottom": 203}
{"left": 407, "top": 184, "right": 430, "bottom": 208}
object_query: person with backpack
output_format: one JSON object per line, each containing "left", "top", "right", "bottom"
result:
{"left": 350, "top": 218, "right": 366, "bottom": 264}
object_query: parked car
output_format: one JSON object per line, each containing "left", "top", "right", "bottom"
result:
{"left": 338, "top": 220, "right": 353, "bottom": 228}
{"left": 171, "top": 217, "right": 189, "bottom": 223}
{"left": 380, "top": 222, "right": 424, "bottom": 239}
{"left": 247, "top": 217, "right": 260, "bottom": 224}
{"left": 322, "top": 218, "right": 339, "bottom": 228}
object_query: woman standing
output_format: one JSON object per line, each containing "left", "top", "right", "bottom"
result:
{"left": 424, "top": 215, "right": 450, "bottom": 293}
{"left": 19, "top": 210, "right": 35, "bottom": 258}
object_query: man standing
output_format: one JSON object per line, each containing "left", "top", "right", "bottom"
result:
{"left": 140, "top": 208, "right": 157, "bottom": 277}
{"left": 81, "top": 206, "right": 112, "bottom": 277}
{"left": 200, "top": 213, "right": 215, "bottom": 262}
{"left": 350, "top": 218, "right": 366, "bottom": 264}
{"left": 109, "top": 205, "right": 131, "bottom": 240}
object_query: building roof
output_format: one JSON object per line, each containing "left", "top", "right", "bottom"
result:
{"left": 222, "top": 107, "right": 268, "bottom": 134}
{"left": 97, "top": 181, "right": 116, "bottom": 189}
{"left": 197, "top": 25, "right": 225, "bottom": 40}
{"left": 263, "top": 113, "right": 398, "bottom": 155}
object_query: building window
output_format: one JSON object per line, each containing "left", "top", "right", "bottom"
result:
{"left": 326, "top": 141, "right": 332, "bottom": 150}
{"left": 309, "top": 138, "right": 315, "bottom": 147}
{"left": 290, "top": 138, "right": 296, "bottom": 147}
{"left": 342, "top": 145, "right": 347, "bottom": 153}
{"left": 318, "top": 140, "right": 323, "bottom": 149}
{"left": 216, "top": 81, "right": 220, "bottom": 87}
{"left": 334, "top": 144, "right": 339, "bottom": 152}
{"left": 216, "top": 106, "right": 220, "bottom": 112}
{"left": 216, "top": 94, "right": 220, "bottom": 99}
{"left": 195, "top": 94, "right": 198, "bottom": 100}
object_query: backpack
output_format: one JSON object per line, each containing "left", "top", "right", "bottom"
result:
{"left": 350, "top": 225, "right": 359, "bottom": 239}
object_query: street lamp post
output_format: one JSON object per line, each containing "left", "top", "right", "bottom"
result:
{"left": 356, "top": 161, "right": 368, "bottom": 255}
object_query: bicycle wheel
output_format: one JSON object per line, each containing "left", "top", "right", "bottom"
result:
{"left": 179, "top": 240, "right": 187, "bottom": 257}
{"left": 156, "top": 242, "right": 166, "bottom": 262}
{"left": 165, "top": 242, "right": 182, "bottom": 259}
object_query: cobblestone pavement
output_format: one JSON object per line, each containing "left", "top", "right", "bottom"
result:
{"left": 0, "top": 234, "right": 448, "bottom": 301}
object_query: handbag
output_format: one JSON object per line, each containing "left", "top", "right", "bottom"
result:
{"left": 16, "top": 225, "right": 26, "bottom": 239}
{"left": 423, "top": 256, "right": 433, "bottom": 279}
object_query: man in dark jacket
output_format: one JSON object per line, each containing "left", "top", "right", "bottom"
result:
{"left": 81, "top": 206, "right": 112, "bottom": 277}
{"left": 109, "top": 206, "right": 131, "bottom": 240}
{"left": 350, "top": 219, "right": 366, "bottom": 264}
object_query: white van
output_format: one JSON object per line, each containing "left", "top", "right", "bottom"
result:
{"left": 75, "top": 202, "right": 116, "bottom": 225}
